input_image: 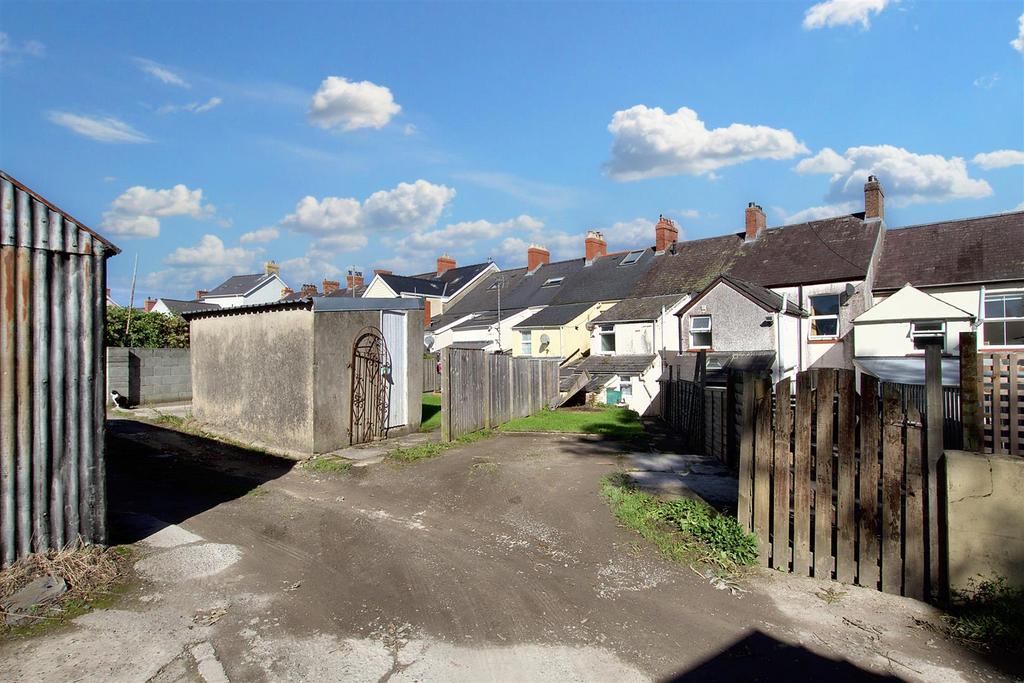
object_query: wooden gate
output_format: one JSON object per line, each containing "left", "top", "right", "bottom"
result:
{"left": 349, "top": 327, "right": 391, "bottom": 445}
{"left": 738, "top": 368, "right": 932, "bottom": 599}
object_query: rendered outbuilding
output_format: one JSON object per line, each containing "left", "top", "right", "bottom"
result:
{"left": 185, "top": 298, "right": 424, "bottom": 455}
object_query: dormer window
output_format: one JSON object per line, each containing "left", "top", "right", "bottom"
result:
{"left": 620, "top": 251, "right": 643, "bottom": 266}
{"left": 541, "top": 277, "right": 564, "bottom": 288}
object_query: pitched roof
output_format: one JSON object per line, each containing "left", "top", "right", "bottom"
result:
{"left": 512, "top": 302, "right": 595, "bottom": 329}
{"left": 205, "top": 273, "right": 276, "bottom": 297}
{"left": 383, "top": 262, "right": 494, "bottom": 298}
{"left": 157, "top": 298, "right": 221, "bottom": 316}
{"left": 874, "top": 211, "right": 1024, "bottom": 291}
{"left": 570, "top": 354, "right": 657, "bottom": 376}
{"left": 632, "top": 214, "right": 879, "bottom": 297}
{"left": 677, "top": 275, "right": 806, "bottom": 317}
{"left": 592, "top": 294, "right": 688, "bottom": 324}
{"left": 854, "top": 284, "right": 974, "bottom": 323}
{"left": 324, "top": 284, "right": 367, "bottom": 299}
{"left": 546, "top": 248, "right": 659, "bottom": 305}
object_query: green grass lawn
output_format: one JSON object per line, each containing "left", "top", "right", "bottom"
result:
{"left": 499, "top": 405, "right": 644, "bottom": 439}
{"left": 421, "top": 392, "right": 442, "bottom": 431}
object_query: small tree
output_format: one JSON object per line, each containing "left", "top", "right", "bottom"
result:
{"left": 106, "top": 307, "right": 190, "bottom": 348}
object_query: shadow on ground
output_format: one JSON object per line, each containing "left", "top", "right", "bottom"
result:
{"left": 105, "top": 418, "right": 295, "bottom": 545}
{"left": 664, "top": 630, "right": 901, "bottom": 681}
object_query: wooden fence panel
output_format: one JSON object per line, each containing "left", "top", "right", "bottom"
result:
{"left": 813, "top": 369, "right": 835, "bottom": 581}
{"left": 903, "top": 401, "right": 925, "bottom": 601}
{"left": 737, "top": 374, "right": 755, "bottom": 534}
{"left": 836, "top": 370, "right": 857, "bottom": 584}
{"left": 771, "top": 379, "right": 792, "bottom": 571}
{"left": 423, "top": 354, "right": 441, "bottom": 393}
{"left": 881, "top": 386, "right": 904, "bottom": 595}
{"left": 753, "top": 378, "right": 772, "bottom": 566}
{"left": 792, "top": 372, "right": 813, "bottom": 576}
{"left": 858, "top": 375, "right": 880, "bottom": 590}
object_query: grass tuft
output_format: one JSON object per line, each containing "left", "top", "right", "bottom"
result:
{"left": 500, "top": 406, "right": 644, "bottom": 439}
{"left": 471, "top": 461, "right": 499, "bottom": 474}
{"left": 302, "top": 457, "right": 353, "bottom": 475}
{"left": 942, "top": 576, "right": 1024, "bottom": 654}
{"left": 389, "top": 429, "right": 492, "bottom": 463}
{"left": 600, "top": 473, "right": 758, "bottom": 572}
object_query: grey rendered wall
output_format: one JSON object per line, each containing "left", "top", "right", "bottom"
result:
{"left": 191, "top": 309, "right": 315, "bottom": 453}
{"left": 311, "top": 309, "right": 379, "bottom": 453}
{"left": 680, "top": 284, "right": 775, "bottom": 352}
{"left": 107, "top": 347, "right": 191, "bottom": 405}
{"left": 310, "top": 309, "right": 425, "bottom": 453}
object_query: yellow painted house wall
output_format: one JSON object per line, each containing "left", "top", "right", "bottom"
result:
{"left": 513, "top": 302, "right": 617, "bottom": 360}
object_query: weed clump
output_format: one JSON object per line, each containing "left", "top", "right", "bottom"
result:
{"left": 943, "top": 576, "right": 1023, "bottom": 654}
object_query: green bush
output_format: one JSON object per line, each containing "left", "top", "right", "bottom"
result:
{"left": 656, "top": 498, "right": 759, "bottom": 567}
{"left": 106, "top": 306, "right": 190, "bottom": 348}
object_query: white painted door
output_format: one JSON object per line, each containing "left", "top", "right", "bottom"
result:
{"left": 382, "top": 311, "right": 407, "bottom": 428}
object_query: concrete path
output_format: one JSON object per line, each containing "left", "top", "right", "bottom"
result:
{"left": 0, "top": 423, "right": 1013, "bottom": 682}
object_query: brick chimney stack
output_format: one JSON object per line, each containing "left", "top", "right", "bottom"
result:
{"left": 744, "top": 203, "right": 766, "bottom": 241}
{"left": 373, "top": 269, "right": 392, "bottom": 276}
{"left": 195, "top": 289, "right": 208, "bottom": 300}
{"left": 264, "top": 260, "right": 280, "bottom": 276}
{"left": 300, "top": 283, "right": 318, "bottom": 297}
{"left": 527, "top": 244, "right": 550, "bottom": 271}
{"left": 144, "top": 297, "right": 157, "bottom": 313}
{"left": 864, "top": 175, "right": 884, "bottom": 221}
{"left": 281, "top": 287, "right": 295, "bottom": 298}
{"left": 323, "top": 279, "right": 340, "bottom": 295}
{"left": 437, "top": 254, "right": 456, "bottom": 276}
{"left": 585, "top": 231, "right": 607, "bottom": 261}
{"left": 345, "top": 269, "right": 364, "bottom": 289}
{"left": 655, "top": 215, "right": 679, "bottom": 252}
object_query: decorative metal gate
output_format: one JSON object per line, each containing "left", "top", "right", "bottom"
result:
{"left": 349, "top": 327, "right": 392, "bottom": 445}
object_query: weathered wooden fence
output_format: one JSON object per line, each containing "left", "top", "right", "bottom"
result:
{"left": 883, "top": 382, "right": 962, "bottom": 450}
{"left": 440, "top": 348, "right": 560, "bottom": 441}
{"left": 659, "top": 376, "right": 705, "bottom": 453}
{"left": 422, "top": 353, "right": 441, "bottom": 393}
{"left": 659, "top": 368, "right": 743, "bottom": 466}
{"left": 979, "top": 352, "right": 1022, "bottom": 455}
{"left": 738, "top": 369, "right": 934, "bottom": 599}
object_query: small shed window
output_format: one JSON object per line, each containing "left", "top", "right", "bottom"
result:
{"left": 910, "top": 321, "right": 945, "bottom": 350}
{"left": 690, "top": 315, "right": 712, "bottom": 349}
{"left": 620, "top": 251, "right": 643, "bottom": 266}
{"left": 983, "top": 292, "right": 1024, "bottom": 347}
{"left": 620, "top": 378, "right": 633, "bottom": 401}
{"left": 598, "top": 325, "right": 616, "bottom": 353}
{"left": 809, "top": 294, "right": 840, "bottom": 339}
{"left": 520, "top": 332, "right": 532, "bottom": 355}
{"left": 541, "top": 277, "right": 564, "bottom": 288}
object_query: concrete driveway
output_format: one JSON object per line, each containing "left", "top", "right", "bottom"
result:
{"left": 0, "top": 420, "right": 1012, "bottom": 682}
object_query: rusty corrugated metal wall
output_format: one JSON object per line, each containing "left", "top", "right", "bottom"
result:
{"left": 1, "top": 171, "right": 118, "bottom": 566}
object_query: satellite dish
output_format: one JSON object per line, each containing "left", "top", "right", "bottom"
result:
{"left": 540, "top": 333, "right": 551, "bottom": 345}
{"left": 424, "top": 333, "right": 435, "bottom": 350}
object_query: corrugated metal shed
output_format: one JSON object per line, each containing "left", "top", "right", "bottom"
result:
{"left": 1, "top": 170, "right": 120, "bottom": 566}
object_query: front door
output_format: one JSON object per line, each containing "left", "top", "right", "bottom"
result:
{"left": 381, "top": 311, "right": 407, "bottom": 428}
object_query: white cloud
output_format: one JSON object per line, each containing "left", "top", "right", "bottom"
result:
{"left": 1012, "top": 13, "right": 1024, "bottom": 53}
{"left": 101, "top": 184, "right": 214, "bottom": 237}
{"left": 973, "top": 73, "right": 1000, "bottom": 89}
{"left": 778, "top": 201, "right": 860, "bottom": 225}
{"left": 1015, "top": 201, "right": 1024, "bottom": 211}
{"left": 802, "top": 0, "right": 889, "bottom": 30}
{"left": 158, "top": 97, "right": 223, "bottom": 114}
{"left": 362, "top": 180, "right": 455, "bottom": 231}
{"left": 281, "top": 249, "right": 344, "bottom": 285}
{"left": 798, "top": 144, "right": 992, "bottom": 206}
{"left": 308, "top": 76, "right": 401, "bottom": 131}
{"left": 47, "top": 111, "right": 150, "bottom": 143}
{"left": 146, "top": 234, "right": 259, "bottom": 293}
{"left": 972, "top": 149, "right": 1024, "bottom": 170}
{"left": 403, "top": 215, "right": 543, "bottom": 251}
{"left": 605, "top": 105, "right": 808, "bottom": 180}
{"left": 794, "top": 147, "right": 854, "bottom": 175}
{"left": 675, "top": 209, "right": 700, "bottom": 220}
{"left": 135, "top": 58, "right": 189, "bottom": 87}
{"left": 281, "top": 196, "right": 364, "bottom": 235}
{"left": 239, "top": 227, "right": 280, "bottom": 244}
{"left": 0, "top": 32, "right": 45, "bottom": 64}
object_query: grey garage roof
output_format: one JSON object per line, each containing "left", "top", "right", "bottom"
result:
{"left": 512, "top": 303, "right": 594, "bottom": 329}
{"left": 157, "top": 298, "right": 221, "bottom": 316}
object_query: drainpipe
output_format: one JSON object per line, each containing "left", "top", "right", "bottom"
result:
{"left": 776, "top": 292, "right": 789, "bottom": 382}
{"left": 797, "top": 285, "right": 804, "bottom": 372}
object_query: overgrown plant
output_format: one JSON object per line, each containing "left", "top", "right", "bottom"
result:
{"left": 600, "top": 473, "right": 758, "bottom": 572}
{"left": 942, "top": 576, "right": 1024, "bottom": 654}
{"left": 106, "top": 307, "right": 190, "bottom": 348}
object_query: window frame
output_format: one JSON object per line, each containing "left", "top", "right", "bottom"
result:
{"left": 619, "top": 250, "right": 643, "bottom": 266}
{"left": 520, "top": 331, "right": 532, "bottom": 355}
{"left": 689, "top": 315, "right": 712, "bottom": 350}
{"left": 597, "top": 324, "right": 616, "bottom": 354}
{"left": 808, "top": 293, "right": 841, "bottom": 340}
{"left": 910, "top": 320, "right": 946, "bottom": 351}
{"left": 619, "top": 377, "right": 633, "bottom": 400}
{"left": 541, "top": 277, "right": 564, "bottom": 288}
{"left": 982, "top": 290, "right": 1024, "bottom": 349}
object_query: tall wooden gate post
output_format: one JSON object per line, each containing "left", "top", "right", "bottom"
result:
{"left": 923, "top": 342, "right": 943, "bottom": 599}
{"left": 737, "top": 373, "right": 755, "bottom": 533}
{"left": 959, "top": 332, "right": 982, "bottom": 452}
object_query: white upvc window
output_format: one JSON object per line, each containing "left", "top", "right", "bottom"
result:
{"left": 619, "top": 378, "right": 633, "bottom": 401}
{"left": 689, "top": 315, "right": 712, "bottom": 349}
{"left": 598, "top": 325, "right": 616, "bottom": 353}
{"left": 910, "top": 320, "right": 946, "bottom": 351}
{"left": 808, "top": 294, "right": 840, "bottom": 339}
{"left": 520, "top": 332, "right": 532, "bottom": 355}
{"left": 983, "top": 291, "right": 1024, "bottom": 348}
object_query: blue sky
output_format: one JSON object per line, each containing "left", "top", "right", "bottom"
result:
{"left": 2, "top": 0, "right": 1022, "bottom": 302}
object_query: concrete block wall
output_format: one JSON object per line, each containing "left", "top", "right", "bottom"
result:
{"left": 107, "top": 347, "right": 192, "bottom": 406}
